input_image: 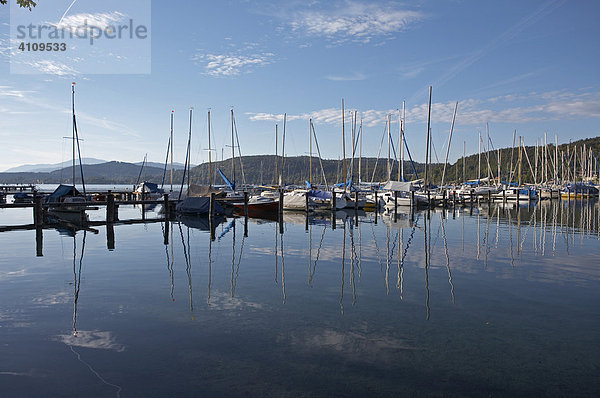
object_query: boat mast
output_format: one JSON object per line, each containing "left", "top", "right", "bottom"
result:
{"left": 275, "top": 124, "right": 278, "bottom": 186}
{"left": 424, "top": 86, "right": 432, "bottom": 188}
{"left": 342, "top": 99, "right": 347, "bottom": 192}
{"left": 187, "top": 108, "right": 193, "bottom": 189}
{"left": 387, "top": 113, "right": 391, "bottom": 181}
{"left": 208, "top": 110, "right": 212, "bottom": 187}
{"left": 71, "top": 82, "right": 86, "bottom": 196}
{"left": 478, "top": 131, "right": 481, "bottom": 182}
{"left": 280, "top": 113, "right": 286, "bottom": 187}
{"left": 463, "top": 141, "right": 466, "bottom": 182}
{"left": 518, "top": 136, "right": 523, "bottom": 186}
{"left": 441, "top": 101, "right": 458, "bottom": 186}
{"left": 309, "top": 118, "right": 313, "bottom": 186}
{"left": 401, "top": 100, "right": 405, "bottom": 182}
{"left": 231, "top": 108, "right": 235, "bottom": 189}
{"left": 359, "top": 118, "right": 363, "bottom": 184}
{"left": 72, "top": 83, "right": 76, "bottom": 185}
{"left": 170, "top": 111, "right": 174, "bottom": 192}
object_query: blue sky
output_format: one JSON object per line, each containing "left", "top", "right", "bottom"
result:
{"left": 0, "top": 0, "right": 599, "bottom": 171}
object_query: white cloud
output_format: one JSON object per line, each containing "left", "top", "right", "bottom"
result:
{"left": 247, "top": 90, "right": 600, "bottom": 127}
{"left": 52, "top": 11, "right": 127, "bottom": 32}
{"left": 326, "top": 72, "right": 366, "bottom": 81}
{"left": 193, "top": 52, "right": 274, "bottom": 77}
{"left": 56, "top": 330, "right": 125, "bottom": 351}
{"left": 23, "top": 60, "right": 78, "bottom": 76}
{"left": 289, "top": 2, "right": 423, "bottom": 43}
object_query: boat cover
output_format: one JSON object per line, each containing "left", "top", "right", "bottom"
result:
{"left": 186, "top": 184, "right": 227, "bottom": 198}
{"left": 45, "top": 184, "right": 81, "bottom": 203}
{"left": 380, "top": 181, "right": 414, "bottom": 192}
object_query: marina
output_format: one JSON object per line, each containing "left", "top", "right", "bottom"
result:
{"left": 0, "top": 195, "right": 599, "bottom": 396}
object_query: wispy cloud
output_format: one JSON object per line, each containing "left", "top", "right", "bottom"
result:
{"left": 23, "top": 60, "right": 78, "bottom": 76}
{"left": 247, "top": 89, "right": 600, "bottom": 127}
{"left": 326, "top": 72, "right": 366, "bottom": 81}
{"left": 288, "top": 1, "right": 424, "bottom": 44}
{"left": 51, "top": 11, "right": 127, "bottom": 32}
{"left": 430, "top": 0, "right": 566, "bottom": 91}
{"left": 193, "top": 52, "right": 274, "bottom": 77}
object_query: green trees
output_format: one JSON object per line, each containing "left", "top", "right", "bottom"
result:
{"left": 0, "top": 0, "right": 37, "bottom": 10}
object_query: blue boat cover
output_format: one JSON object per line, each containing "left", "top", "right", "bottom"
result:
{"left": 45, "top": 184, "right": 81, "bottom": 203}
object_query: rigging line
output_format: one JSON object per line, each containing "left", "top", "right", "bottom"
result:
{"left": 69, "top": 346, "right": 122, "bottom": 398}
{"left": 309, "top": 225, "right": 327, "bottom": 285}
{"left": 232, "top": 116, "right": 246, "bottom": 186}
{"left": 370, "top": 123, "right": 388, "bottom": 184}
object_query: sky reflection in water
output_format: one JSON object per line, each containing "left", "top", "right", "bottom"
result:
{"left": 0, "top": 200, "right": 599, "bottom": 397}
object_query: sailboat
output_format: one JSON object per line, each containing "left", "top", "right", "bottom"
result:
{"left": 46, "top": 83, "right": 94, "bottom": 224}
{"left": 226, "top": 109, "right": 279, "bottom": 217}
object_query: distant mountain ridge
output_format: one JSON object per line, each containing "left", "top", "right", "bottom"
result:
{"left": 4, "top": 159, "right": 187, "bottom": 173}
{"left": 4, "top": 158, "right": 107, "bottom": 173}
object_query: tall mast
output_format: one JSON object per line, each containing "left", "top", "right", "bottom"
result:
{"left": 170, "top": 111, "right": 174, "bottom": 191}
{"left": 188, "top": 107, "right": 193, "bottom": 189}
{"left": 280, "top": 113, "right": 286, "bottom": 187}
{"left": 555, "top": 135, "right": 559, "bottom": 185}
{"left": 72, "top": 83, "right": 76, "bottom": 185}
{"left": 397, "top": 110, "right": 401, "bottom": 182}
{"left": 518, "top": 136, "right": 523, "bottom": 186}
{"left": 207, "top": 110, "right": 212, "bottom": 187}
{"left": 275, "top": 124, "right": 278, "bottom": 186}
{"left": 309, "top": 119, "right": 313, "bottom": 186}
{"left": 463, "top": 141, "right": 466, "bottom": 182}
{"left": 342, "top": 99, "right": 346, "bottom": 192}
{"left": 387, "top": 113, "right": 391, "bottom": 181}
{"left": 478, "top": 131, "right": 481, "bottom": 182}
{"left": 359, "top": 118, "right": 363, "bottom": 184}
{"left": 497, "top": 148, "right": 501, "bottom": 187}
{"left": 424, "top": 86, "right": 432, "bottom": 187}
{"left": 401, "top": 100, "right": 405, "bottom": 182}
{"left": 486, "top": 123, "right": 490, "bottom": 181}
{"left": 231, "top": 108, "right": 235, "bottom": 187}
{"left": 441, "top": 101, "right": 458, "bottom": 186}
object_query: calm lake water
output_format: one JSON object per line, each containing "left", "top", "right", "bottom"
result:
{"left": 1, "top": 200, "right": 599, "bottom": 397}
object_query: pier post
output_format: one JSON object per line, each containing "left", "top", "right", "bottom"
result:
{"left": 163, "top": 194, "right": 170, "bottom": 222}
{"left": 209, "top": 192, "right": 216, "bottom": 218}
{"left": 305, "top": 211, "right": 309, "bottom": 231}
{"left": 331, "top": 209, "right": 336, "bottom": 230}
{"left": 141, "top": 190, "right": 146, "bottom": 220}
{"left": 107, "top": 223, "right": 115, "bottom": 251}
{"left": 279, "top": 189, "right": 284, "bottom": 215}
{"left": 443, "top": 190, "right": 447, "bottom": 208}
{"left": 503, "top": 188, "right": 506, "bottom": 203}
{"left": 528, "top": 189, "right": 532, "bottom": 205}
{"left": 331, "top": 189, "right": 336, "bottom": 211}
{"left": 487, "top": 190, "right": 491, "bottom": 205}
{"left": 35, "top": 226, "right": 43, "bottom": 257}
{"left": 243, "top": 191, "right": 249, "bottom": 217}
{"left": 427, "top": 190, "right": 431, "bottom": 208}
{"left": 33, "top": 193, "right": 43, "bottom": 227}
{"left": 411, "top": 191, "right": 415, "bottom": 211}
{"left": 106, "top": 190, "right": 115, "bottom": 223}
{"left": 164, "top": 219, "right": 169, "bottom": 245}
{"left": 516, "top": 189, "right": 520, "bottom": 206}
{"left": 354, "top": 191, "right": 359, "bottom": 212}
{"left": 374, "top": 191, "right": 378, "bottom": 211}
{"left": 470, "top": 189, "right": 474, "bottom": 208}
{"left": 305, "top": 192, "right": 310, "bottom": 213}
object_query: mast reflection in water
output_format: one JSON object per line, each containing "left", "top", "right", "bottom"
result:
{"left": 0, "top": 201, "right": 599, "bottom": 397}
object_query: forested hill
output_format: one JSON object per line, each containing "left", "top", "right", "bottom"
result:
{"left": 1, "top": 136, "right": 598, "bottom": 185}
